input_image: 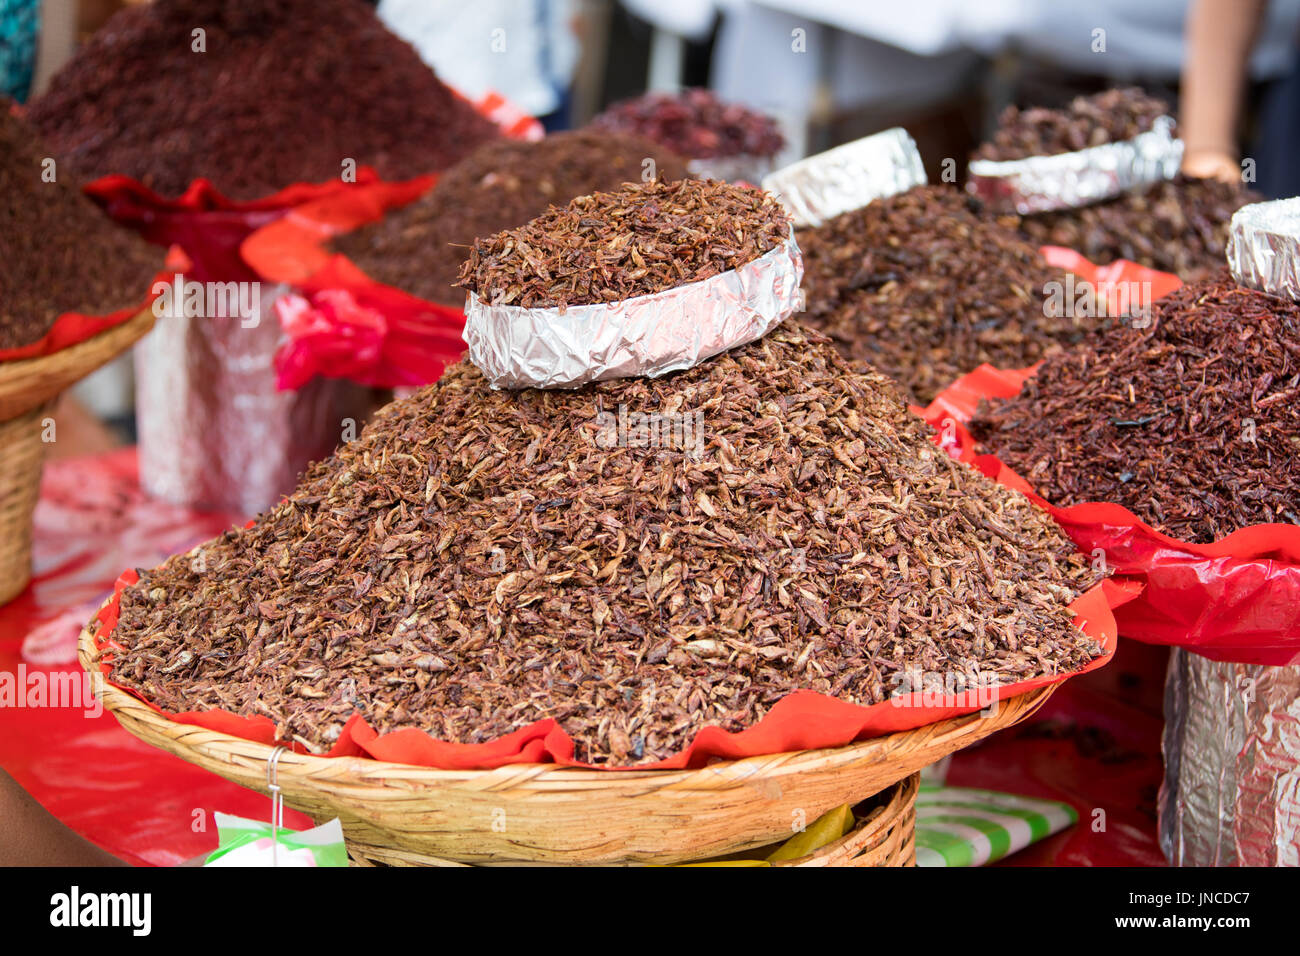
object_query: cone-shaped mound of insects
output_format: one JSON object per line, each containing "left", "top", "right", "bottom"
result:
{"left": 798, "top": 186, "right": 1094, "bottom": 405}
{"left": 106, "top": 324, "right": 1103, "bottom": 765}
{"left": 27, "top": 0, "right": 499, "bottom": 199}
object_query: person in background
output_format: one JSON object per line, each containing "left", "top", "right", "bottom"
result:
{"left": 1181, "top": 0, "right": 1300, "bottom": 197}
{"left": 378, "top": 0, "right": 582, "bottom": 130}
{"left": 0, "top": 769, "right": 126, "bottom": 866}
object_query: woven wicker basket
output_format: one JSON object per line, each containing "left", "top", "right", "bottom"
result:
{"left": 345, "top": 773, "right": 920, "bottom": 867}
{"left": 0, "top": 309, "right": 157, "bottom": 604}
{"left": 0, "top": 404, "right": 52, "bottom": 605}
{"left": 80, "top": 615, "right": 1049, "bottom": 865}
{"left": 771, "top": 772, "right": 918, "bottom": 867}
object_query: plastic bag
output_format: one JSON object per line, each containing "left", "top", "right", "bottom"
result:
{"left": 238, "top": 175, "right": 466, "bottom": 389}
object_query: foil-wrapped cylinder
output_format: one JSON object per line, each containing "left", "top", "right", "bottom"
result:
{"left": 135, "top": 283, "right": 375, "bottom": 514}
{"left": 463, "top": 232, "right": 804, "bottom": 390}
{"left": 967, "top": 116, "right": 1183, "bottom": 215}
{"left": 686, "top": 153, "right": 777, "bottom": 185}
{"left": 1160, "top": 648, "right": 1300, "bottom": 866}
{"left": 760, "top": 128, "right": 927, "bottom": 228}
{"left": 1226, "top": 197, "right": 1300, "bottom": 301}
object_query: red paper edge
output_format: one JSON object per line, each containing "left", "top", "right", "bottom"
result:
{"left": 89, "top": 571, "right": 1134, "bottom": 773}
{"left": 0, "top": 246, "right": 190, "bottom": 362}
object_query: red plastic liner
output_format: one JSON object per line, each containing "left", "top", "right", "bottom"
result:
{"left": 83, "top": 168, "right": 412, "bottom": 284}
{"left": 274, "top": 256, "right": 468, "bottom": 390}
{"left": 921, "top": 253, "right": 1300, "bottom": 665}
{"left": 90, "top": 570, "right": 1137, "bottom": 772}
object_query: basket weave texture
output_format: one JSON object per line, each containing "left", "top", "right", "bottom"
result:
{"left": 772, "top": 772, "right": 919, "bottom": 867}
{"left": 345, "top": 773, "right": 920, "bottom": 867}
{"left": 0, "top": 404, "right": 51, "bottom": 605}
{"left": 0, "top": 309, "right": 156, "bottom": 604}
{"left": 80, "top": 613, "right": 1050, "bottom": 865}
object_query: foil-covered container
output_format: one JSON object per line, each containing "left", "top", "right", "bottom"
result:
{"left": 967, "top": 116, "right": 1183, "bottom": 215}
{"left": 135, "top": 283, "right": 375, "bottom": 514}
{"left": 686, "top": 153, "right": 777, "bottom": 186}
{"left": 1159, "top": 648, "right": 1300, "bottom": 866}
{"left": 760, "top": 128, "right": 927, "bottom": 228}
{"left": 1226, "top": 197, "right": 1300, "bottom": 301}
{"left": 463, "top": 231, "right": 803, "bottom": 390}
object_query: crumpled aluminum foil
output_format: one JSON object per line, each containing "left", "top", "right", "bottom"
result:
{"left": 1159, "top": 648, "right": 1300, "bottom": 866}
{"left": 463, "top": 231, "right": 804, "bottom": 390}
{"left": 1226, "top": 197, "right": 1300, "bottom": 301}
{"left": 686, "top": 153, "right": 777, "bottom": 185}
{"left": 967, "top": 116, "right": 1183, "bottom": 215}
{"left": 760, "top": 128, "right": 927, "bottom": 228}
{"left": 135, "top": 282, "right": 375, "bottom": 514}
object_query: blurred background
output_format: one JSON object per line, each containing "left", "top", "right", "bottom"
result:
{"left": 7, "top": 0, "right": 1300, "bottom": 450}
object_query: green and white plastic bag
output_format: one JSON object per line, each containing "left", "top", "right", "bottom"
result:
{"left": 204, "top": 812, "right": 348, "bottom": 867}
{"left": 914, "top": 785, "right": 1077, "bottom": 867}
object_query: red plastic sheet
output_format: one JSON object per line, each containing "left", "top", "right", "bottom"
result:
{"left": 1038, "top": 245, "right": 1185, "bottom": 302}
{"left": 240, "top": 173, "right": 467, "bottom": 389}
{"left": 920, "top": 254, "right": 1300, "bottom": 665}
{"left": 0, "top": 450, "right": 1163, "bottom": 865}
{"left": 84, "top": 169, "right": 408, "bottom": 285}
{"left": 89, "top": 569, "right": 1137, "bottom": 772}
{"left": 273, "top": 272, "right": 471, "bottom": 390}
{"left": 950, "top": 637, "right": 1170, "bottom": 867}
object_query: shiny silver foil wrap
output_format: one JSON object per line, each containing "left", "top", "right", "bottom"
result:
{"left": 1226, "top": 197, "right": 1300, "bottom": 301}
{"left": 462, "top": 232, "right": 804, "bottom": 390}
{"left": 967, "top": 116, "right": 1183, "bottom": 215}
{"left": 135, "top": 283, "right": 375, "bottom": 514}
{"left": 760, "top": 128, "right": 927, "bottom": 228}
{"left": 686, "top": 153, "right": 777, "bottom": 185}
{"left": 1159, "top": 648, "right": 1300, "bottom": 866}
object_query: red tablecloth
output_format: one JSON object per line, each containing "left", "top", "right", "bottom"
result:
{"left": 0, "top": 449, "right": 1167, "bottom": 866}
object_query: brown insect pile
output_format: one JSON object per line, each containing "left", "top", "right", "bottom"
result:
{"left": 1009, "top": 175, "right": 1261, "bottom": 282}
{"left": 970, "top": 271, "right": 1300, "bottom": 542}
{"left": 333, "top": 130, "right": 690, "bottom": 306}
{"left": 27, "top": 0, "right": 499, "bottom": 199}
{"left": 591, "top": 89, "right": 785, "bottom": 160}
{"left": 107, "top": 324, "right": 1101, "bottom": 766}
{"left": 457, "top": 177, "right": 790, "bottom": 308}
{"left": 798, "top": 185, "right": 1094, "bottom": 405}
{"left": 973, "top": 87, "right": 1170, "bottom": 162}
{"left": 0, "top": 104, "right": 163, "bottom": 350}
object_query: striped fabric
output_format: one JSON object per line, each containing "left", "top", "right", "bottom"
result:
{"left": 913, "top": 785, "right": 1078, "bottom": 867}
